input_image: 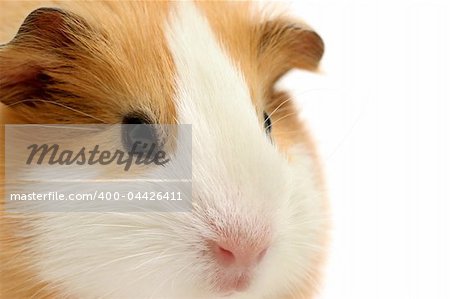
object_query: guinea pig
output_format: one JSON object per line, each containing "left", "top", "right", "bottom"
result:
{"left": 0, "top": 1, "right": 328, "bottom": 299}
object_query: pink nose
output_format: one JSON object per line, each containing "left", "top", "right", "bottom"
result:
{"left": 210, "top": 240, "right": 268, "bottom": 268}
{"left": 209, "top": 239, "right": 269, "bottom": 293}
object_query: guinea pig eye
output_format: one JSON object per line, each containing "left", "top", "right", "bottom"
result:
{"left": 263, "top": 111, "right": 272, "bottom": 135}
{"left": 121, "top": 114, "right": 159, "bottom": 155}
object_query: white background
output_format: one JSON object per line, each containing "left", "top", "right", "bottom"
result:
{"left": 281, "top": 0, "right": 450, "bottom": 298}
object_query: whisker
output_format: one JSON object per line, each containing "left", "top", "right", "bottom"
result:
{"left": 266, "top": 111, "right": 298, "bottom": 131}
{"left": 76, "top": 251, "right": 157, "bottom": 277}
{"left": 7, "top": 99, "right": 107, "bottom": 123}
{"left": 265, "top": 97, "right": 291, "bottom": 125}
{"left": 148, "top": 261, "right": 195, "bottom": 299}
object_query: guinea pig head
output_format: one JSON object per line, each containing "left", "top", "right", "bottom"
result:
{"left": 0, "top": 2, "right": 327, "bottom": 299}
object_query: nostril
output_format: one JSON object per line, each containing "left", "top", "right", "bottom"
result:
{"left": 211, "top": 242, "right": 235, "bottom": 266}
{"left": 257, "top": 247, "right": 268, "bottom": 262}
{"left": 218, "top": 245, "right": 234, "bottom": 259}
{"left": 209, "top": 239, "right": 270, "bottom": 268}
{"left": 217, "top": 245, "right": 235, "bottom": 261}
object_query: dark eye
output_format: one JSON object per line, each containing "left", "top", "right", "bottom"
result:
{"left": 263, "top": 111, "right": 272, "bottom": 135}
{"left": 122, "top": 114, "right": 159, "bottom": 155}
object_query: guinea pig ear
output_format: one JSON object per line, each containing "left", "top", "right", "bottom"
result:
{"left": 0, "top": 7, "right": 93, "bottom": 110}
{"left": 257, "top": 18, "right": 324, "bottom": 89}
{"left": 11, "top": 7, "right": 92, "bottom": 47}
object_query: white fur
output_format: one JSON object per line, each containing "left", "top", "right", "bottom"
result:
{"left": 22, "top": 2, "right": 326, "bottom": 299}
